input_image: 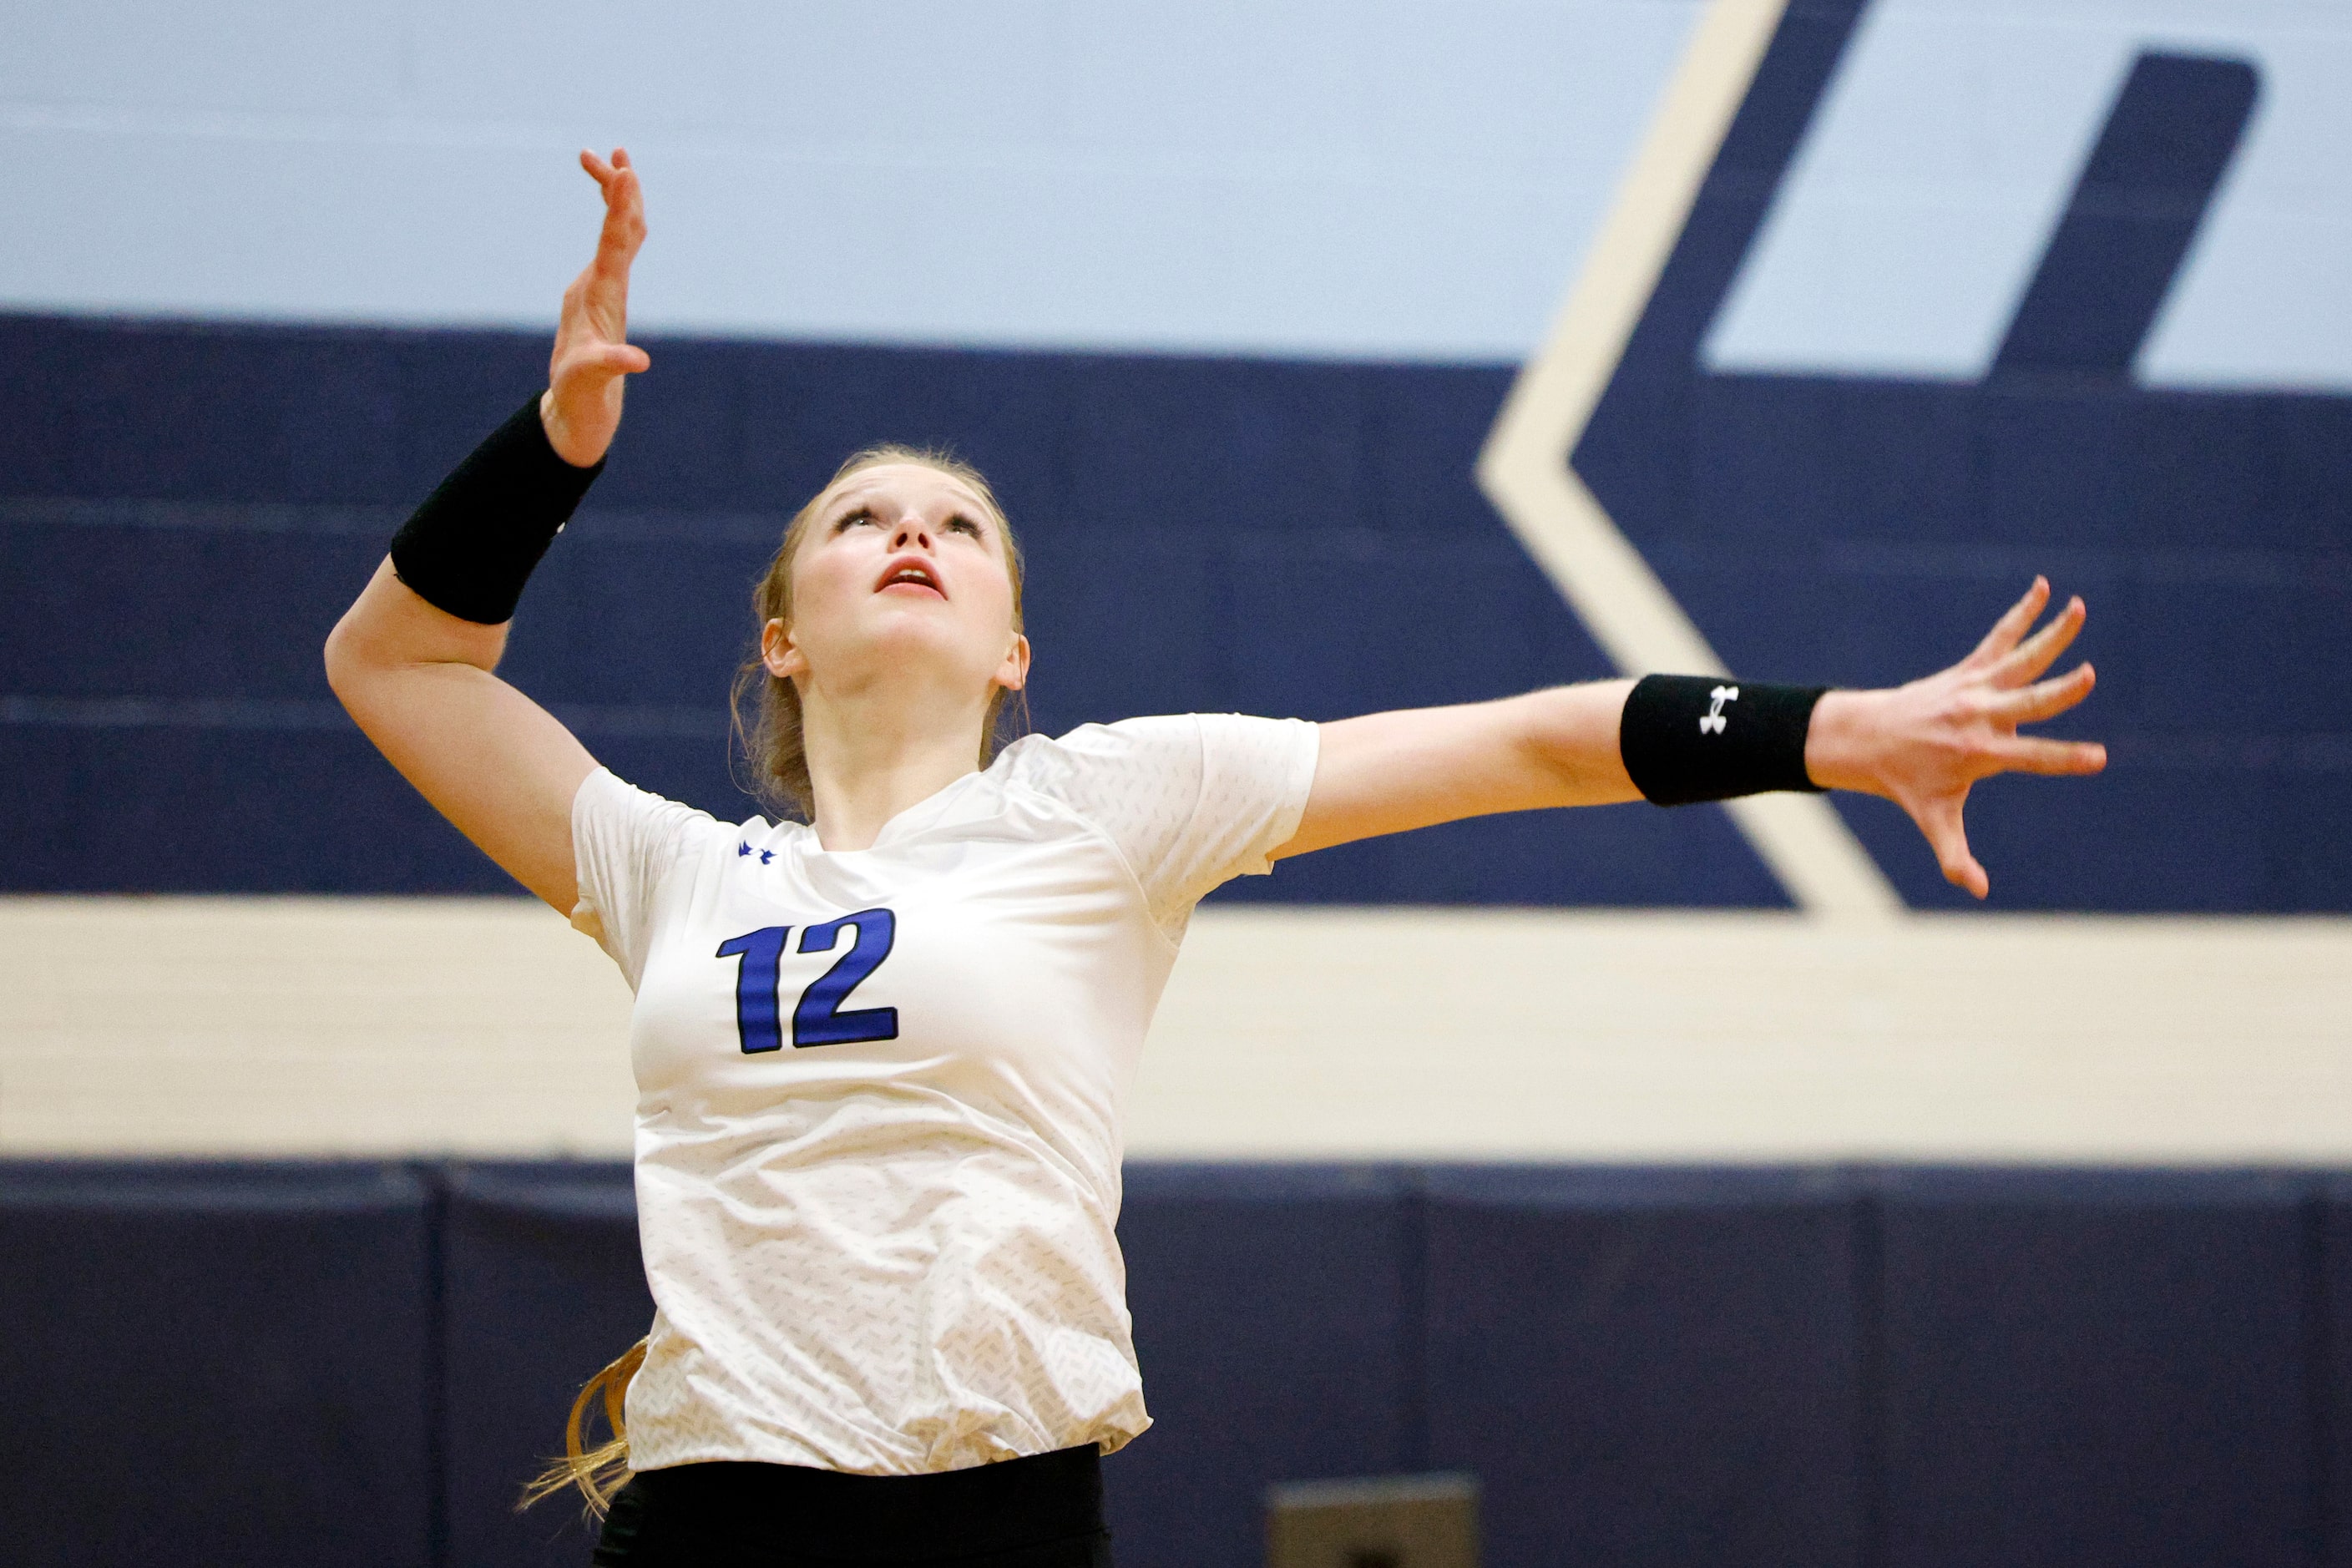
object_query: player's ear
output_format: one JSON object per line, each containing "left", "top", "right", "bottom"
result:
{"left": 761, "top": 618, "right": 806, "bottom": 680}
{"left": 995, "top": 633, "right": 1029, "bottom": 693}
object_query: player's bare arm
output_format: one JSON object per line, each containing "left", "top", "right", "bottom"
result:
{"left": 321, "top": 149, "right": 649, "bottom": 913}
{"left": 1282, "top": 576, "right": 2106, "bottom": 898}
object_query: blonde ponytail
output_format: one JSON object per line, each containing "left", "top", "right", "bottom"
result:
{"left": 518, "top": 1337, "right": 647, "bottom": 1519}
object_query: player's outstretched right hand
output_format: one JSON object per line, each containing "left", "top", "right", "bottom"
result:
{"left": 1804, "top": 576, "right": 2107, "bottom": 899}
{"left": 542, "top": 147, "right": 652, "bottom": 468}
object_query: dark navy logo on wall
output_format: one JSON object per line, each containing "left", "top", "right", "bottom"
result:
{"left": 1564, "top": 0, "right": 2347, "bottom": 913}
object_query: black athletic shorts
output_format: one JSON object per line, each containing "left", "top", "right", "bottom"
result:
{"left": 589, "top": 1444, "right": 1115, "bottom": 1567}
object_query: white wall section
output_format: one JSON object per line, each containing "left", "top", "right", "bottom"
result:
{"left": 0, "top": 0, "right": 1703, "bottom": 361}
{"left": 1702, "top": 3, "right": 2132, "bottom": 381}
{"left": 1702, "top": 0, "right": 2352, "bottom": 392}
{"left": 6, "top": 1, "right": 2346, "bottom": 372}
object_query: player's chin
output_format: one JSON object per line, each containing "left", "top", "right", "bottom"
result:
{"left": 861, "top": 606, "right": 997, "bottom": 665}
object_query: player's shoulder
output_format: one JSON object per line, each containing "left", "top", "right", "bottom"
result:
{"left": 1022, "top": 714, "right": 1203, "bottom": 757}
{"left": 992, "top": 716, "right": 1206, "bottom": 788}
{"left": 579, "top": 766, "right": 766, "bottom": 857}
{"left": 992, "top": 713, "right": 1319, "bottom": 792}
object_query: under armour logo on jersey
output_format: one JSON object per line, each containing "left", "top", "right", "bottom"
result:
{"left": 1700, "top": 685, "right": 1738, "bottom": 735}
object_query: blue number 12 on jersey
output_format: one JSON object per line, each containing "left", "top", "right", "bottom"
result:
{"left": 716, "top": 908, "right": 900, "bottom": 1053}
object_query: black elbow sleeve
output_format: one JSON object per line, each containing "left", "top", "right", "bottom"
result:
{"left": 387, "top": 395, "right": 604, "bottom": 625}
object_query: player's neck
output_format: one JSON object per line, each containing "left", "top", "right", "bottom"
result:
{"left": 799, "top": 685, "right": 992, "bottom": 852}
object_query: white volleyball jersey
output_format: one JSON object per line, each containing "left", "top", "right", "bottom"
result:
{"left": 568, "top": 714, "right": 1320, "bottom": 1475}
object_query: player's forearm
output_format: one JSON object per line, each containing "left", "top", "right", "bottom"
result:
{"left": 326, "top": 381, "right": 609, "bottom": 698}
{"left": 1464, "top": 675, "right": 1854, "bottom": 813}
{"left": 1799, "top": 688, "right": 1884, "bottom": 797}
{"left": 1513, "top": 680, "right": 1645, "bottom": 807}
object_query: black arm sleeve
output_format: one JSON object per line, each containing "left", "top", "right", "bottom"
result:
{"left": 387, "top": 395, "right": 604, "bottom": 625}
{"left": 1618, "top": 674, "right": 1828, "bottom": 806}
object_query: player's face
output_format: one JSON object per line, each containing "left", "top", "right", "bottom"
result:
{"left": 765, "top": 463, "right": 1027, "bottom": 705}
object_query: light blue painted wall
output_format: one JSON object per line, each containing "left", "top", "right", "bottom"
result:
{"left": 0, "top": 0, "right": 1704, "bottom": 360}
{"left": 1702, "top": 0, "right": 2352, "bottom": 391}
{"left": 8, "top": 0, "right": 2347, "bottom": 373}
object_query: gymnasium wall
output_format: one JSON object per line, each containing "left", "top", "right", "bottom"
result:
{"left": 0, "top": 0, "right": 1694, "bottom": 358}
{"left": 3, "top": 0, "right": 2348, "bottom": 913}
{"left": 10, "top": 1157, "right": 2352, "bottom": 1568}
{"left": 6, "top": 4, "right": 2350, "bottom": 1562}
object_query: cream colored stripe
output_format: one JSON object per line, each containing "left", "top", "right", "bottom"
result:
{"left": 1147, "top": 908, "right": 2352, "bottom": 1164}
{"left": 1483, "top": 0, "right": 1793, "bottom": 502}
{"left": 5, "top": 898, "right": 2349, "bottom": 1165}
{"left": 1475, "top": 0, "right": 1904, "bottom": 921}
{"left": 0, "top": 896, "right": 640, "bottom": 1157}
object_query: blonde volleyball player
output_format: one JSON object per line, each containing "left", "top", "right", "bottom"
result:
{"left": 325, "top": 150, "right": 2105, "bottom": 1567}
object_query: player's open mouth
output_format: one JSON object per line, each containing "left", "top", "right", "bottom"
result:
{"left": 874, "top": 558, "right": 946, "bottom": 599}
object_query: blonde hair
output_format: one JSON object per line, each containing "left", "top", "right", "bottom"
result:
{"left": 518, "top": 1337, "right": 645, "bottom": 1519}
{"left": 730, "top": 444, "right": 1029, "bottom": 819}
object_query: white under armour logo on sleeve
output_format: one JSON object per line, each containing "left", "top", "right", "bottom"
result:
{"left": 1700, "top": 685, "right": 1738, "bottom": 735}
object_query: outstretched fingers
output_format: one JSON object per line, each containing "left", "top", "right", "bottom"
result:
{"left": 1913, "top": 792, "right": 1989, "bottom": 899}
{"left": 577, "top": 148, "right": 647, "bottom": 266}
{"left": 1960, "top": 577, "right": 2051, "bottom": 670}
{"left": 1988, "top": 594, "right": 2086, "bottom": 687}
{"left": 579, "top": 146, "right": 634, "bottom": 186}
{"left": 599, "top": 164, "right": 645, "bottom": 260}
{"left": 1985, "top": 661, "right": 2096, "bottom": 726}
{"left": 544, "top": 148, "right": 651, "bottom": 463}
{"left": 565, "top": 341, "right": 652, "bottom": 377}
{"left": 1890, "top": 575, "right": 2105, "bottom": 899}
{"left": 1990, "top": 734, "right": 2108, "bottom": 777}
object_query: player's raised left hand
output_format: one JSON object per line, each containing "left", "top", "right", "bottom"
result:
{"left": 541, "top": 147, "right": 651, "bottom": 468}
{"left": 1804, "top": 577, "right": 2107, "bottom": 899}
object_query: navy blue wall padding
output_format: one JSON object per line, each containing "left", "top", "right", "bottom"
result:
{"left": 1110, "top": 1165, "right": 1419, "bottom": 1568}
{"left": 439, "top": 1164, "right": 651, "bottom": 1568}
{"left": 13, "top": 1160, "right": 2352, "bottom": 1565}
{"left": 6, "top": 313, "right": 1756, "bottom": 906}
{"left": 1875, "top": 1169, "right": 2319, "bottom": 1568}
{"left": 2322, "top": 1176, "right": 2352, "bottom": 1568}
{"left": 0, "top": 1161, "right": 436, "bottom": 1568}
{"left": 1421, "top": 1166, "right": 1869, "bottom": 1568}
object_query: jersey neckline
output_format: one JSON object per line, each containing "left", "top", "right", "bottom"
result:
{"left": 790, "top": 750, "right": 1016, "bottom": 857}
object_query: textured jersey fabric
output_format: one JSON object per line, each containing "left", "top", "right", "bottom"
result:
{"left": 569, "top": 714, "right": 1320, "bottom": 1474}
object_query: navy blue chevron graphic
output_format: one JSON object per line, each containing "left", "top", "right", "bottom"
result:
{"left": 1575, "top": 0, "right": 2350, "bottom": 912}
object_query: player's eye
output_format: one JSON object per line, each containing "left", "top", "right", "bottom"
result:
{"left": 946, "top": 514, "right": 981, "bottom": 538}
{"left": 835, "top": 507, "right": 877, "bottom": 532}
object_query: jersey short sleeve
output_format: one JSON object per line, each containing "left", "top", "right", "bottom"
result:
{"left": 569, "top": 766, "right": 726, "bottom": 989}
{"left": 1009, "top": 715, "right": 1320, "bottom": 936}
